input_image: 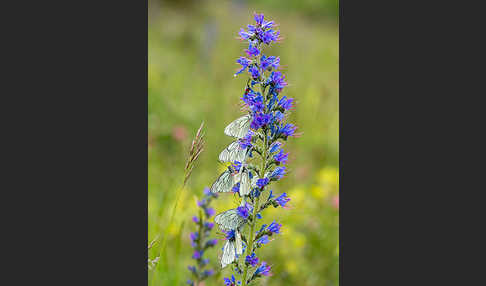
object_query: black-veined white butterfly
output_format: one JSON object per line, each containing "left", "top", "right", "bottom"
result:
{"left": 210, "top": 167, "right": 236, "bottom": 194}
{"left": 220, "top": 229, "right": 243, "bottom": 268}
{"left": 224, "top": 114, "right": 252, "bottom": 139}
{"left": 214, "top": 208, "right": 246, "bottom": 231}
{"left": 218, "top": 141, "right": 249, "bottom": 163}
{"left": 234, "top": 166, "right": 251, "bottom": 196}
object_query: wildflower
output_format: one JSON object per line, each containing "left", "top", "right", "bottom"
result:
{"left": 254, "top": 262, "right": 272, "bottom": 277}
{"left": 232, "top": 182, "right": 240, "bottom": 193}
{"left": 235, "top": 57, "right": 251, "bottom": 76}
{"left": 250, "top": 113, "right": 271, "bottom": 130}
{"left": 273, "top": 149, "right": 289, "bottom": 165}
{"left": 238, "top": 130, "right": 253, "bottom": 149}
{"left": 270, "top": 166, "right": 286, "bottom": 180}
{"left": 275, "top": 193, "right": 290, "bottom": 207}
{"left": 269, "top": 142, "right": 282, "bottom": 153}
{"left": 261, "top": 55, "right": 280, "bottom": 71}
{"left": 237, "top": 204, "right": 250, "bottom": 219}
{"left": 186, "top": 279, "right": 194, "bottom": 286}
{"left": 245, "top": 42, "right": 260, "bottom": 57}
{"left": 238, "top": 28, "right": 252, "bottom": 40}
{"left": 224, "top": 229, "right": 236, "bottom": 240}
{"left": 267, "top": 71, "right": 287, "bottom": 94}
{"left": 224, "top": 275, "right": 241, "bottom": 286}
{"left": 187, "top": 187, "right": 218, "bottom": 285}
{"left": 278, "top": 96, "right": 294, "bottom": 110}
{"left": 245, "top": 253, "right": 259, "bottom": 267}
{"left": 279, "top": 123, "right": 296, "bottom": 138}
{"left": 262, "top": 29, "right": 280, "bottom": 44}
{"left": 256, "top": 235, "right": 269, "bottom": 245}
{"left": 248, "top": 65, "right": 260, "bottom": 79}
{"left": 267, "top": 221, "right": 281, "bottom": 234}
{"left": 231, "top": 161, "right": 242, "bottom": 172}
{"left": 256, "top": 177, "right": 270, "bottom": 188}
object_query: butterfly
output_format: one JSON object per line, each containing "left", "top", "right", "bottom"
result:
{"left": 224, "top": 114, "right": 252, "bottom": 139}
{"left": 210, "top": 166, "right": 236, "bottom": 194}
{"left": 218, "top": 141, "right": 249, "bottom": 163}
{"left": 214, "top": 208, "right": 246, "bottom": 231}
{"left": 234, "top": 165, "right": 251, "bottom": 196}
{"left": 221, "top": 229, "right": 243, "bottom": 268}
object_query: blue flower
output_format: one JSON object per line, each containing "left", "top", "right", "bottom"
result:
{"left": 278, "top": 96, "right": 294, "bottom": 110}
{"left": 186, "top": 279, "right": 194, "bottom": 286}
{"left": 249, "top": 65, "right": 260, "bottom": 79}
{"left": 254, "top": 13, "right": 265, "bottom": 26}
{"left": 245, "top": 252, "right": 259, "bottom": 267}
{"left": 232, "top": 182, "right": 240, "bottom": 193}
{"left": 270, "top": 166, "right": 286, "bottom": 179}
{"left": 206, "top": 239, "right": 218, "bottom": 247}
{"left": 279, "top": 123, "right": 296, "bottom": 137}
{"left": 250, "top": 113, "right": 271, "bottom": 130}
{"left": 230, "top": 161, "right": 242, "bottom": 172}
{"left": 262, "top": 29, "right": 280, "bottom": 44}
{"left": 275, "top": 193, "right": 290, "bottom": 207}
{"left": 267, "top": 221, "right": 281, "bottom": 234}
{"left": 269, "top": 142, "right": 282, "bottom": 153}
{"left": 203, "top": 269, "right": 214, "bottom": 277}
{"left": 238, "top": 28, "right": 252, "bottom": 40}
{"left": 192, "top": 250, "right": 202, "bottom": 259}
{"left": 223, "top": 274, "right": 241, "bottom": 286}
{"left": 237, "top": 203, "right": 250, "bottom": 219}
{"left": 273, "top": 149, "right": 289, "bottom": 165}
{"left": 224, "top": 229, "right": 236, "bottom": 241}
{"left": 187, "top": 265, "right": 196, "bottom": 273}
{"left": 197, "top": 199, "right": 205, "bottom": 207}
{"left": 204, "top": 222, "right": 214, "bottom": 230}
{"left": 254, "top": 262, "right": 272, "bottom": 277}
{"left": 245, "top": 42, "right": 260, "bottom": 57}
{"left": 256, "top": 177, "right": 269, "bottom": 188}
{"left": 274, "top": 110, "right": 285, "bottom": 122}
{"left": 192, "top": 216, "right": 199, "bottom": 223}
{"left": 235, "top": 57, "right": 251, "bottom": 76}
{"left": 190, "top": 232, "right": 198, "bottom": 242}
{"left": 205, "top": 207, "right": 215, "bottom": 218}
{"left": 261, "top": 55, "right": 280, "bottom": 71}
{"left": 267, "top": 71, "right": 287, "bottom": 93}
{"left": 238, "top": 130, "right": 253, "bottom": 149}
{"left": 256, "top": 235, "right": 270, "bottom": 245}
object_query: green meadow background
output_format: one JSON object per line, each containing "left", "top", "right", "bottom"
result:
{"left": 148, "top": 0, "right": 338, "bottom": 285}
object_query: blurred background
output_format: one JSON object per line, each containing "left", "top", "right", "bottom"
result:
{"left": 148, "top": 0, "right": 338, "bottom": 285}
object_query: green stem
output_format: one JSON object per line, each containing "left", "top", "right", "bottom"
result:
{"left": 242, "top": 75, "right": 268, "bottom": 286}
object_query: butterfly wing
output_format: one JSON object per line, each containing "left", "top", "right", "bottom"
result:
{"left": 238, "top": 169, "right": 251, "bottom": 196}
{"left": 214, "top": 209, "right": 246, "bottom": 231}
{"left": 221, "top": 240, "right": 236, "bottom": 268}
{"left": 210, "top": 169, "right": 235, "bottom": 193}
{"left": 218, "top": 141, "right": 248, "bottom": 163}
{"left": 224, "top": 115, "right": 251, "bottom": 139}
{"left": 235, "top": 229, "right": 243, "bottom": 256}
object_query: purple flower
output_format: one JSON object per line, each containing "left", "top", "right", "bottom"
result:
{"left": 273, "top": 149, "right": 289, "bottom": 164}
{"left": 256, "top": 235, "right": 270, "bottom": 245}
{"left": 206, "top": 239, "right": 218, "bottom": 247}
{"left": 203, "top": 269, "right": 214, "bottom": 277}
{"left": 187, "top": 265, "right": 196, "bottom": 273}
{"left": 237, "top": 204, "right": 250, "bottom": 219}
{"left": 192, "top": 216, "right": 199, "bottom": 223}
{"left": 254, "top": 13, "right": 264, "bottom": 26}
{"left": 262, "top": 29, "right": 280, "bottom": 44}
{"left": 271, "top": 166, "right": 286, "bottom": 179}
{"left": 204, "top": 222, "right": 214, "bottom": 230}
{"left": 267, "top": 71, "right": 287, "bottom": 93}
{"left": 250, "top": 113, "right": 271, "bottom": 130}
{"left": 235, "top": 57, "right": 251, "bottom": 76}
{"left": 274, "top": 110, "right": 285, "bottom": 122}
{"left": 275, "top": 193, "right": 290, "bottom": 207}
{"left": 192, "top": 250, "right": 202, "bottom": 259}
{"left": 224, "top": 229, "right": 236, "bottom": 241}
{"left": 232, "top": 182, "right": 240, "bottom": 193}
{"left": 197, "top": 200, "right": 205, "bottom": 207}
{"left": 256, "top": 177, "right": 269, "bottom": 188}
{"left": 205, "top": 207, "right": 215, "bottom": 218}
{"left": 254, "top": 262, "right": 272, "bottom": 276}
{"left": 278, "top": 96, "right": 294, "bottom": 110}
{"left": 261, "top": 55, "right": 280, "bottom": 71}
{"left": 223, "top": 274, "right": 240, "bottom": 286}
{"left": 249, "top": 65, "right": 260, "bottom": 79}
{"left": 238, "top": 28, "right": 252, "bottom": 40}
{"left": 238, "top": 130, "right": 253, "bottom": 149}
{"left": 280, "top": 123, "right": 297, "bottom": 137}
{"left": 269, "top": 142, "right": 282, "bottom": 153}
{"left": 245, "top": 42, "right": 260, "bottom": 57}
{"left": 230, "top": 161, "right": 242, "bottom": 172}
{"left": 267, "top": 221, "right": 281, "bottom": 234}
{"left": 186, "top": 279, "right": 194, "bottom": 286}
{"left": 190, "top": 232, "right": 198, "bottom": 242}
{"left": 245, "top": 253, "right": 259, "bottom": 267}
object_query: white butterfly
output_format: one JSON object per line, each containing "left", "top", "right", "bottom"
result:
{"left": 221, "top": 229, "right": 243, "bottom": 268}
{"left": 224, "top": 115, "right": 252, "bottom": 139}
{"left": 214, "top": 208, "right": 246, "bottom": 231}
{"left": 218, "top": 141, "right": 249, "bottom": 163}
{"left": 210, "top": 167, "right": 236, "bottom": 194}
{"left": 234, "top": 166, "right": 251, "bottom": 196}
